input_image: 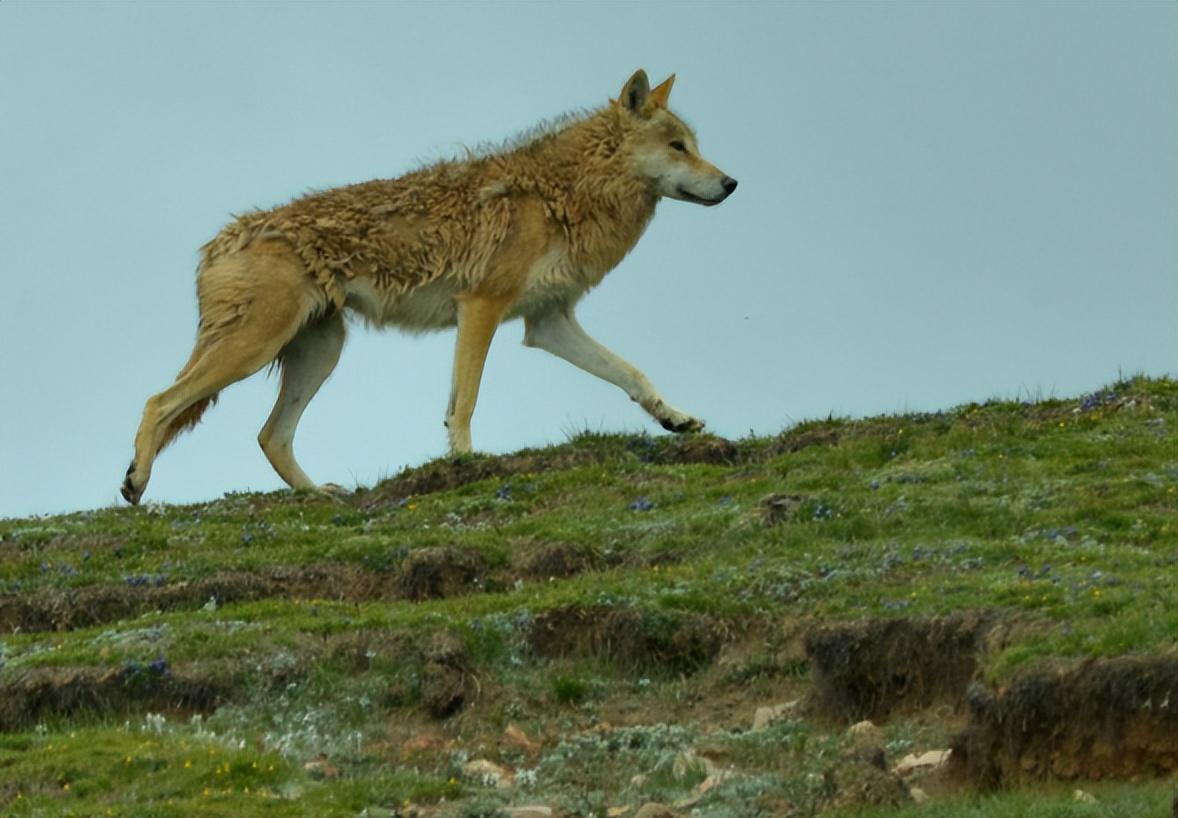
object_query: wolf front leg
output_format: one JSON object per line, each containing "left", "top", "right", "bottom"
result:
{"left": 446, "top": 294, "right": 512, "bottom": 454}
{"left": 523, "top": 308, "right": 704, "bottom": 433}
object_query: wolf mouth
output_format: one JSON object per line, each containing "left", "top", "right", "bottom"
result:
{"left": 675, "top": 186, "right": 725, "bottom": 206}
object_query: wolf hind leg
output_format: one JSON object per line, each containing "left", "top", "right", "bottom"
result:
{"left": 122, "top": 245, "right": 324, "bottom": 504}
{"left": 258, "top": 312, "right": 346, "bottom": 490}
{"left": 522, "top": 307, "right": 704, "bottom": 433}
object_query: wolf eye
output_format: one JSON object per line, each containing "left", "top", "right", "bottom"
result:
{"left": 669, "top": 140, "right": 687, "bottom": 153}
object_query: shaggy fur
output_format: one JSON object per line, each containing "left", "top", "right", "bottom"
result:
{"left": 122, "top": 69, "right": 736, "bottom": 504}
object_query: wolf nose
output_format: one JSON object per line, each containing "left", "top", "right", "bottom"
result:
{"left": 721, "top": 176, "right": 738, "bottom": 195}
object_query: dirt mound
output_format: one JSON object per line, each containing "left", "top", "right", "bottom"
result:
{"left": 419, "top": 632, "right": 471, "bottom": 718}
{"left": 528, "top": 605, "right": 724, "bottom": 674}
{"left": 0, "top": 549, "right": 506, "bottom": 633}
{"left": 362, "top": 450, "right": 599, "bottom": 506}
{"left": 395, "top": 546, "right": 488, "bottom": 601}
{"left": 805, "top": 613, "right": 989, "bottom": 721}
{"left": 0, "top": 564, "right": 394, "bottom": 633}
{"left": 952, "top": 655, "right": 1178, "bottom": 786}
{"left": 359, "top": 435, "right": 746, "bottom": 508}
{"left": 0, "top": 663, "right": 236, "bottom": 730}
{"left": 646, "top": 435, "right": 741, "bottom": 466}
{"left": 515, "top": 543, "right": 598, "bottom": 580}
{"left": 768, "top": 425, "right": 842, "bottom": 456}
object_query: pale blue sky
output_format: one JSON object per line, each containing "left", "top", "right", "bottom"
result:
{"left": 1, "top": 1, "right": 1174, "bottom": 518}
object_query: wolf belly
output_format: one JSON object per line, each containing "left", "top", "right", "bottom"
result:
{"left": 344, "top": 276, "right": 460, "bottom": 332}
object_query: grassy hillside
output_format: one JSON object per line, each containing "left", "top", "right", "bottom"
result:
{"left": 1, "top": 377, "right": 1176, "bottom": 817}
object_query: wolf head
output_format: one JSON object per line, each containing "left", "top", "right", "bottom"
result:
{"left": 615, "top": 69, "right": 737, "bottom": 207}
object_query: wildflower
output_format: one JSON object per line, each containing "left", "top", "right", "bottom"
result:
{"left": 184, "top": 760, "right": 192, "bottom": 768}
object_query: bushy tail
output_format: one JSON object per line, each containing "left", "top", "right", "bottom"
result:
{"left": 156, "top": 393, "right": 218, "bottom": 453}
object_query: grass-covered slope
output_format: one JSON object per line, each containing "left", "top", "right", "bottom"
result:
{"left": 1, "top": 377, "right": 1176, "bottom": 817}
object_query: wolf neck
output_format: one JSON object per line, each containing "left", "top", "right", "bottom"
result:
{"left": 502, "top": 108, "right": 659, "bottom": 281}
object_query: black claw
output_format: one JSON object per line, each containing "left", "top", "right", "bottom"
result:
{"left": 660, "top": 418, "right": 676, "bottom": 432}
{"left": 121, "top": 475, "right": 141, "bottom": 505}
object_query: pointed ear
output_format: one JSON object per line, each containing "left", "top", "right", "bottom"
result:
{"left": 649, "top": 74, "right": 675, "bottom": 109}
{"left": 619, "top": 69, "right": 650, "bottom": 114}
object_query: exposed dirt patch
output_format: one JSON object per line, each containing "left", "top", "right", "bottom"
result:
{"left": 514, "top": 543, "right": 598, "bottom": 581}
{"left": 395, "top": 546, "right": 489, "bottom": 601}
{"left": 361, "top": 450, "right": 600, "bottom": 507}
{"left": 419, "top": 632, "right": 471, "bottom": 718}
{"left": 0, "top": 564, "right": 395, "bottom": 633}
{"left": 952, "top": 655, "right": 1178, "bottom": 785}
{"left": 529, "top": 605, "right": 725, "bottom": 674}
{"left": 0, "top": 663, "right": 238, "bottom": 730}
{"left": 805, "top": 613, "right": 990, "bottom": 722}
{"left": 1, "top": 549, "right": 502, "bottom": 633}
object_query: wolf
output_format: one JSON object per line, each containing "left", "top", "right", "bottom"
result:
{"left": 121, "top": 69, "right": 737, "bottom": 504}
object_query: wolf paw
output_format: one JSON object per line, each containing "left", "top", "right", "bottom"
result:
{"left": 121, "top": 463, "right": 144, "bottom": 505}
{"left": 657, "top": 409, "right": 705, "bottom": 434}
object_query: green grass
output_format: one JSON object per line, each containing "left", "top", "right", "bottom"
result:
{"left": 0, "top": 722, "right": 462, "bottom": 817}
{"left": 2, "top": 376, "right": 1177, "bottom": 816}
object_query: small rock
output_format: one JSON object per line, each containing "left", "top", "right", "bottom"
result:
{"left": 1073, "top": 789, "right": 1097, "bottom": 804}
{"left": 910, "top": 786, "right": 930, "bottom": 804}
{"left": 893, "top": 749, "right": 951, "bottom": 777}
{"left": 505, "top": 807, "right": 553, "bottom": 818}
{"left": 753, "top": 700, "right": 800, "bottom": 729}
{"left": 303, "top": 753, "right": 339, "bottom": 779}
{"left": 847, "top": 719, "right": 877, "bottom": 736}
{"left": 462, "top": 758, "right": 514, "bottom": 789}
{"left": 503, "top": 723, "right": 541, "bottom": 757}
{"left": 634, "top": 804, "right": 680, "bottom": 818}
{"left": 629, "top": 773, "right": 648, "bottom": 787}
{"left": 760, "top": 493, "right": 805, "bottom": 525}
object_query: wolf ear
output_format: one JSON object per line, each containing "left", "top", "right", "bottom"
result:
{"left": 649, "top": 74, "right": 675, "bottom": 109}
{"left": 619, "top": 69, "right": 650, "bottom": 114}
